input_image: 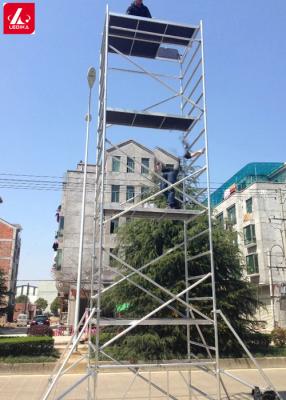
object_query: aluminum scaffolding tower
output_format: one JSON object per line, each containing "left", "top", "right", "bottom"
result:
{"left": 42, "top": 9, "right": 280, "bottom": 400}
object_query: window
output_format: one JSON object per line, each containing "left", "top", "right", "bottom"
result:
{"left": 227, "top": 205, "right": 236, "bottom": 226}
{"left": 110, "top": 219, "right": 119, "bottom": 234}
{"left": 111, "top": 185, "right": 120, "bottom": 203}
{"left": 246, "top": 197, "right": 253, "bottom": 213}
{"left": 112, "top": 156, "right": 120, "bottom": 172}
{"left": 216, "top": 212, "right": 224, "bottom": 227}
{"left": 55, "top": 250, "right": 63, "bottom": 270}
{"left": 165, "top": 164, "right": 174, "bottom": 170}
{"left": 246, "top": 254, "right": 259, "bottom": 275}
{"left": 232, "top": 231, "right": 238, "bottom": 246}
{"left": 141, "top": 158, "right": 150, "bottom": 174}
{"left": 243, "top": 224, "right": 256, "bottom": 245}
{"left": 141, "top": 186, "right": 149, "bottom": 200}
{"left": 58, "top": 216, "right": 65, "bottom": 237}
{"left": 127, "top": 157, "right": 135, "bottom": 173}
{"left": 126, "top": 186, "right": 135, "bottom": 203}
{"left": 59, "top": 216, "right": 64, "bottom": 231}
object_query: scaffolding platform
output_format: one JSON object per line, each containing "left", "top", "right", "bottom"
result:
{"left": 92, "top": 318, "right": 213, "bottom": 326}
{"left": 106, "top": 108, "right": 195, "bottom": 131}
{"left": 108, "top": 13, "right": 198, "bottom": 59}
{"left": 104, "top": 205, "right": 202, "bottom": 221}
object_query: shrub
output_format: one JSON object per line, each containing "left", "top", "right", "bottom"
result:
{"left": 245, "top": 332, "right": 271, "bottom": 354}
{"left": 0, "top": 336, "right": 54, "bottom": 357}
{"left": 271, "top": 327, "right": 286, "bottom": 347}
{"left": 27, "top": 324, "right": 53, "bottom": 337}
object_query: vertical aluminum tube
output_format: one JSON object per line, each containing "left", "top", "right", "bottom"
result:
{"left": 200, "top": 20, "right": 221, "bottom": 400}
{"left": 180, "top": 57, "right": 192, "bottom": 400}
{"left": 95, "top": 3, "right": 109, "bottom": 369}
{"left": 87, "top": 9, "right": 108, "bottom": 400}
{"left": 87, "top": 30, "right": 106, "bottom": 400}
{"left": 73, "top": 86, "right": 92, "bottom": 339}
{"left": 180, "top": 59, "right": 191, "bottom": 362}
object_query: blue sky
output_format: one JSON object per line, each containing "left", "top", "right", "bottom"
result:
{"left": 0, "top": 0, "right": 285, "bottom": 282}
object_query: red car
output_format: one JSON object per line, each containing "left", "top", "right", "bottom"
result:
{"left": 30, "top": 315, "right": 50, "bottom": 326}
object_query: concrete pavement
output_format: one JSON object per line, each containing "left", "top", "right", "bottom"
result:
{"left": 0, "top": 368, "right": 285, "bottom": 400}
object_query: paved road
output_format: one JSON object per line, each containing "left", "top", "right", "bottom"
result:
{"left": 0, "top": 326, "right": 27, "bottom": 335}
{"left": 0, "top": 325, "right": 58, "bottom": 336}
{"left": 0, "top": 368, "right": 285, "bottom": 400}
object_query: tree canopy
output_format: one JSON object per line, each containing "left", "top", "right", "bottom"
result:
{"left": 50, "top": 297, "right": 60, "bottom": 316}
{"left": 100, "top": 216, "right": 266, "bottom": 360}
{"left": 15, "top": 294, "right": 29, "bottom": 304}
{"left": 35, "top": 297, "right": 48, "bottom": 312}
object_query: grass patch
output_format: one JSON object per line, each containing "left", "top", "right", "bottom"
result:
{"left": 253, "top": 346, "right": 286, "bottom": 357}
{"left": 0, "top": 353, "right": 60, "bottom": 363}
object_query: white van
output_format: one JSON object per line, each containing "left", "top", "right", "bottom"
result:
{"left": 17, "top": 314, "right": 28, "bottom": 327}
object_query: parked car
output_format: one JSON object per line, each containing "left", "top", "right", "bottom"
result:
{"left": 17, "top": 314, "right": 28, "bottom": 327}
{"left": 30, "top": 315, "right": 50, "bottom": 326}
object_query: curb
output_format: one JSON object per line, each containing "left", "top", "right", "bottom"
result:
{"left": 0, "top": 357, "right": 285, "bottom": 375}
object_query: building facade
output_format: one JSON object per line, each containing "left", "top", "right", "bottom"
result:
{"left": 211, "top": 162, "right": 286, "bottom": 330}
{"left": 53, "top": 140, "right": 178, "bottom": 324}
{"left": 14, "top": 282, "right": 57, "bottom": 319}
{"left": 16, "top": 284, "right": 38, "bottom": 304}
{"left": 37, "top": 281, "right": 58, "bottom": 312}
{"left": 0, "top": 218, "right": 21, "bottom": 321}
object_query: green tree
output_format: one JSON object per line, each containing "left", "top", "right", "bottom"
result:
{"left": 101, "top": 216, "right": 265, "bottom": 360}
{"left": 0, "top": 269, "right": 8, "bottom": 316}
{"left": 15, "top": 294, "right": 29, "bottom": 304}
{"left": 35, "top": 297, "right": 48, "bottom": 312}
{"left": 50, "top": 297, "right": 60, "bottom": 316}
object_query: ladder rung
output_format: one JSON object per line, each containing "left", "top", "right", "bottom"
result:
{"left": 189, "top": 297, "right": 213, "bottom": 301}
{"left": 188, "top": 274, "right": 210, "bottom": 281}
{"left": 189, "top": 340, "right": 216, "bottom": 351}
{"left": 188, "top": 250, "right": 211, "bottom": 262}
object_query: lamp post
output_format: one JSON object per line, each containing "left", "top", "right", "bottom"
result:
{"left": 73, "top": 67, "right": 96, "bottom": 340}
{"left": 267, "top": 243, "right": 285, "bottom": 329}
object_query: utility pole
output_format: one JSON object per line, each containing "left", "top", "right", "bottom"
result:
{"left": 268, "top": 244, "right": 286, "bottom": 329}
{"left": 24, "top": 282, "right": 29, "bottom": 315}
{"left": 267, "top": 251, "right": 276, "bottom": 329}
{"left": 73, "top": 67, "right": 96, "bottom": 341}
{"left": 268, "top": 189, "right": 286, "bottom": 263}
{"left": 279, "top": 188, "right": 286, "bottom": 258}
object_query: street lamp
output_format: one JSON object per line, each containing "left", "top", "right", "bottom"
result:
{"left": 74, "top": 67, "right": 96, "bottom": 340}
{"left": 267, "top": 244, "right": 285, "bottom": 329}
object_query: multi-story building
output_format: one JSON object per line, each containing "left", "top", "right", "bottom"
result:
{"left": 16, "top": 284, "right": 38, "bottom": 304}
{"left": 53, "top": 140, "right": 178, "bottom": 324}
{"left": 37, "top": 281, "right": 58, "bottom": 312}
{"left": 0, "top": 218, "right": 21, "bottom": 321}
{"left": 16, "top": 282, "right": 57, "bottom": 309}
{"left": 211, "top": 162, "right": 286, "bottom": 330}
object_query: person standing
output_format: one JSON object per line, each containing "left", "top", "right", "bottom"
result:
{"left": 156, "top": 160, "right": 180, "bottom": 209}
{"left": 126, "top": 0, "right": 152, "bottom": 18}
